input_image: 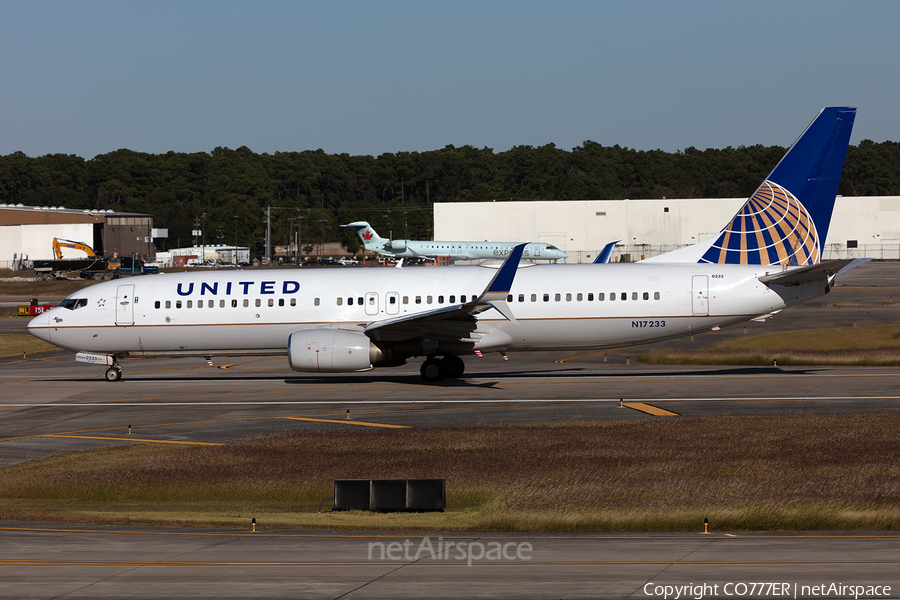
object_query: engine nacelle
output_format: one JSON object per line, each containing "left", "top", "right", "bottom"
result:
{"left": 288, "top": 328, "right": 383, "bottom": 373}
{"left": 388, "top": 240, "right": 407, "bottom": 252}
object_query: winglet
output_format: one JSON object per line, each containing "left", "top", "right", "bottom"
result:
{"left": 477, "top": 243, "right": 527, "bottom": 321}
{"left": 594, "top": 240, "right": 620, "bottom": 264}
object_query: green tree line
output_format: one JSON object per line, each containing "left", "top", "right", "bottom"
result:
{"left": 1, "top": 140, "right": 897, "bottom": 255}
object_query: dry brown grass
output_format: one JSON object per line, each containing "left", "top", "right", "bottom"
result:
{"left": 2, "top": 414, "right": 899, "bottom": 531}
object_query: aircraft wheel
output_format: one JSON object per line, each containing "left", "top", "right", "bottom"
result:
{"left": 104, "top": 367, "right": 123, "bottom": 382}
{"left": 441, "top": 355, "right": 465, "bottom": 379}
{"left": 420, "top": 358, "right": 444, "bottom": 382}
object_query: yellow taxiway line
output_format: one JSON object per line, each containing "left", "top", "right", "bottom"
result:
{"left": 280, "top": 416, "right": 410, "bottom": 428}
{"left": 622, "top": 402, "right": 679, "bottom": 416}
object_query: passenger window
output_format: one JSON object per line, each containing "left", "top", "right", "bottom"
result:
{"left": 166, "top": 300, "right": 171, "bottom": 309}
{"left": 290, "top": 298, "right": 296, "bottom": 306}
{"left": 427, "top": 296, "right": 433, "bottom": 304}
{"left": 598, "top": 293, "right": 605, "bottom": 301}
{"left": 555, "top": 293, "right": 561, "bottom": 302}
{"left": 415, "top": 296, "right": 422, "bottom": 304}
{"left": 439, "top": 295, "right": 445, "bottom": 304}
{"left": 621, "top": 292, "right": 627, "bottom": 301}
{"left": 243, "top": 299, "right": 249, "bottom": 308}
{"left": 576, "top": 293, "right": 582, "bottom": 301}
{"left": 154, "top": 301, "right": 160, "bottom": 309}
{"left": 587, "top": 293, "right": 593, "bottom": 301}
{"left": 461, "top": 295, "right": 467, "bottom": 303}
{"left": 347, "top": 297, "right": 353, "bottom": 305}
{"left": 403, "top": 296, "right": 409, "bottom": 304}
{"left": 368, "top": 296, "right": 375, "bottom": 305}
{"left": 337, "top": 298, "right": 343, "bottom": 306}
{"left": 220, "top": 300, "right": 225, "bottom": 308}
{"left": 389, "top": 296, "right": 396, "bottom": 305}
{"left": 176, "top": 301, "right": 182, "bottom": 309}
{"left": 643, "top": 292, "right": 649, "bottom": 300}
{"left": 518, "top": 294, "right": 524, "bottom": 302}
{"left": 566, "top": 293, "right": 572, "bottom": 302}
{"left": 507, "top": 295, "right": 512, "bottom": 302}
{"left": 278, "top": 298, "right": 285, "bottom": 307}
{"left": 632, "top": 292, "right": 638, "bottom": 301}
{"left": 610, "top": 293, "right": 615, "bottom": 302}
{"left": 531, "top": 294, "right": 537, "bottom": 302}
{"left": 543, "top": 294, "right": 549, "bottom": 302}
{"left": 314, "top": 298, "right": 320, "bottom": 306}
{"left": 268, "top": 299, "right": 274, "bottom": 307}
{"left": 449, "top": 295, "right": 455, "bottom": 303}
{"left": 654, "top": 292, "right": 660, "bottom": 300}
{"left": 357, "top": 297, "right": 363, "bottom": 305}
{"left": 198, "top": 300, "right": 204, "bottom": 308}
{"left": 255, "top": 299, "right": 261, "bottom": 308}
{"left": 187, "top": 300, "right": 193, "bottom": 308}
{"left": 232, "top": 299, "right": 238, "bottom": 308}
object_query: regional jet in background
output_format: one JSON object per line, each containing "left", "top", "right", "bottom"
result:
{"left": 340, "top": 221, "right": 569, "bottom": 262}
{"left": 30, "top": 107, "right": 864, "bottom": 383}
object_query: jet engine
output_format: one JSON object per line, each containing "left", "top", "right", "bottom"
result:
{"left": 388, "top": 240, "right": 407, "bottom": 252}
{"left": 288, "top": 328, "right": 384, "bottom": 372}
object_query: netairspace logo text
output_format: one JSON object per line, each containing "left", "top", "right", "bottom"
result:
{"left": 642, "top": 582, "right": 892, "bottom": 599}
{"left": 368, "top": 537, "right": 532, "bottom": 567}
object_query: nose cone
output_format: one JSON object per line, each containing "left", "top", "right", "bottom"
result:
{"left": 27, "top": 312, "right": 51, "bottom": 342}
{"left": 558, "top": 251, "right": 569, "bottom": 259}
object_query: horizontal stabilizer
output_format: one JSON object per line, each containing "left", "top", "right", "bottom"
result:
{"left": 758, "top": 259, "right": 855, "bottom": 287}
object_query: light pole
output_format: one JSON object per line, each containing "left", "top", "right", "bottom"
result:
{"left": 201, "top": 213, "right": 206, "bottom": 266}
{"left": 296, "top": 214, "right": 304, "bottom": 264}
{"left": 233, "top": 215, "right": 239, "bottom": 264}
{"left": 319, "top": 219, "right": 327, "bottom": 257}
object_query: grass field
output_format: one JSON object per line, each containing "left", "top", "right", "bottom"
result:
{"left": 639, "top": 325, "right": 900, "bottom": 366}
{"left": 2, "top": 414, "right": 899, "bottom": 532}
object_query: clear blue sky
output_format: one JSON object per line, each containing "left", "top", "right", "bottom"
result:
{"left": 1, "top": 0, "right": 896, "bottom": 159}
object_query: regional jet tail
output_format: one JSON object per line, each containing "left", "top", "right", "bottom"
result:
{"left": 341, "top": 221, "right": 568, "bottom": 262}
{"left": 30, "top": 107, "right": 864, "bottom": 383}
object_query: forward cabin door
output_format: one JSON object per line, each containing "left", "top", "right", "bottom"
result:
{"left": 692, "top": 275, "right": 709, "bottom": 316}
{"left": 116, "top": 284, "right": 135, "bottom": 326}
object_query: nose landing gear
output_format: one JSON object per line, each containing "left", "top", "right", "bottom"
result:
{"left": 420, "top": 355, "right": 465, "bottom": 382}
{"left": 104, "top": 360, "right": 123, "bottom": 382}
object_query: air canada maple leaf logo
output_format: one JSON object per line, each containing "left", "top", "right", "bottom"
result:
{"left": 362, "top": 230, "right": 373, "bottom": 241}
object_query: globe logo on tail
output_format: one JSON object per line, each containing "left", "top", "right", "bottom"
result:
{"left": 700, "top": 181, "right": 820, "bottom": 266}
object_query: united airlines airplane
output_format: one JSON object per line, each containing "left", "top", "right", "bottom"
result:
{"left": 29, "top": 107, "right": 861, "bottom": 383}
{"left": 341, "top": 221, "right": 569, "bottom": 262}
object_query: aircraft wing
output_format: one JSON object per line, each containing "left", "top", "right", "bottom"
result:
{"left": 363, "top": 243, "right": 526, "bottom": 343}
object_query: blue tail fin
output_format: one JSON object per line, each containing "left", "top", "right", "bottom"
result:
{"left": 648, "top": 107, "right": 856, "bottom": 266}
{"left": 701, "top": 107, "right": 856, "bottom": 265}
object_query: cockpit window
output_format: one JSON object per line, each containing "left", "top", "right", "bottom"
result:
{"left": 547, "top": 245, "right": 558, "bottom": 250}
{"left": 61, "top": 298, "right": 88, "bottom": 310}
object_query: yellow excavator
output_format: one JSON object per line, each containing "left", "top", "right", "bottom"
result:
{"left": 35, "top": 238, "right": 119, "bottom": 280}
{"left": 52, "top": 238, "right": 97, "bottom": 259}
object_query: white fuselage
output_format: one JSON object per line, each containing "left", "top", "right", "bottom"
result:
{"left": 28, "top": 262, "right": 824, "bottom": 359}
{"left": 367, "top": 240, "right": 568, "bottom": 262}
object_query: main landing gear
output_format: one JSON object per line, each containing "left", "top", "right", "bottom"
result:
{"left": 420, "top": 355, "right": 465, "bottom": 383}
{"left": 104, "top": 360, "right": 123, "bottom": 382}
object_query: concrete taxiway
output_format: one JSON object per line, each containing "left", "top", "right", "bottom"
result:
{"left": 1, "top": 523, "right": 898, "bottom": 599}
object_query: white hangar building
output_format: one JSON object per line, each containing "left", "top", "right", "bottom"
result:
{"left": 434, "top": 196, "right": 900, "bottom": 263}
{"left": 0, "top": 203, "right": 158, "bottom": 269}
